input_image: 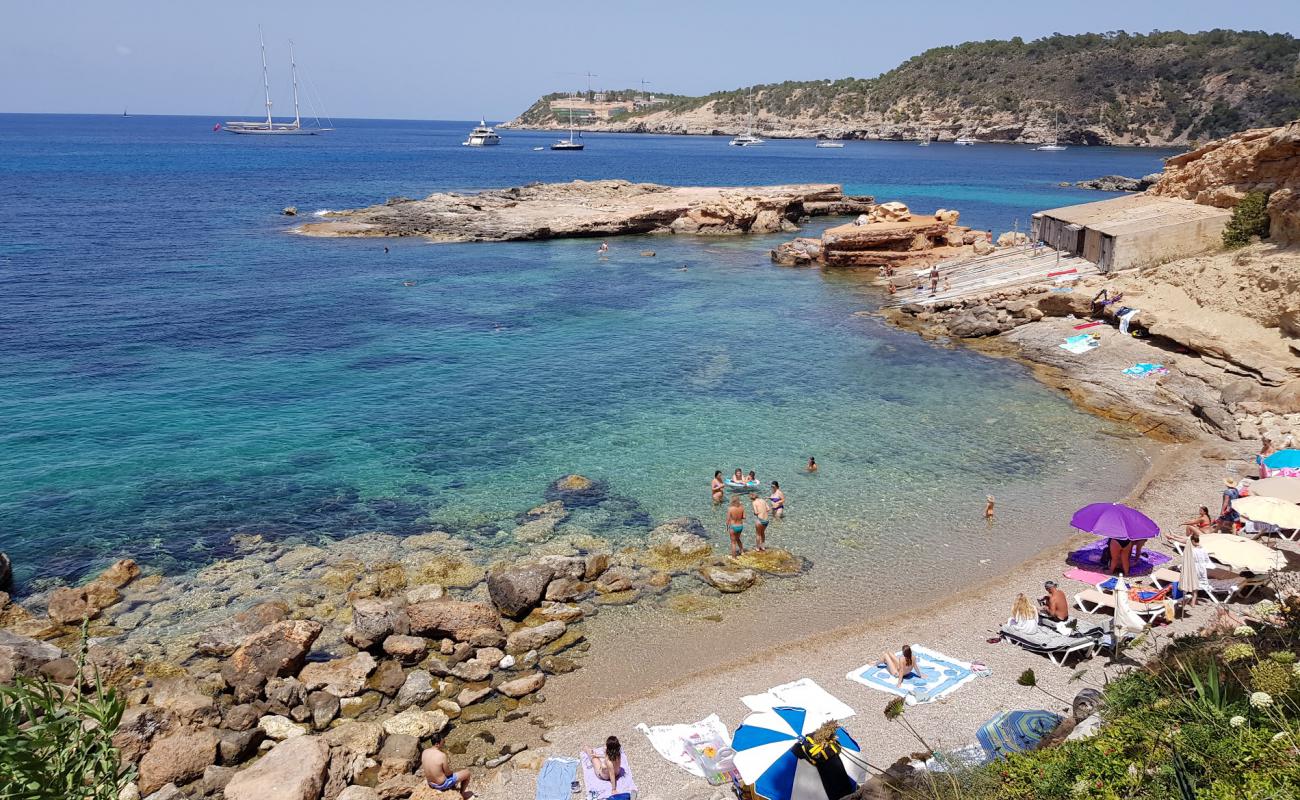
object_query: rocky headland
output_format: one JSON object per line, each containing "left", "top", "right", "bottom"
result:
{"left": 1071, "top": 173, "right": 1162, "bottom": 192}
{"left": 0, "top": 474, "right": 809, "bottom": 800}
{"left": 293, "top": 180, "right": 873, "bottom": 242}
{"left": 771, "top": 202, "right": 988, "bottom": 269}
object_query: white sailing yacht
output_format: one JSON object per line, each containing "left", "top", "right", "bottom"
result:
{"left": 953, "top": 135, "right": 978, "bottom": 146}
{"left": 1034, "top": 111, "right": 1068, "bottom": 151}
{"left": 918, "top": 129, "right": 932, "bottom": 146}
{"left": 223, "top": 30, "right": 330, "bottom": 135}
{"left": 729, "top": 102, "right": 764, "bottom": 147}
{"left": 551, "top": 106, "right": 584, "bottom": 151}
{"left": 463, "top": 120, "right": 501, "bottom": 146}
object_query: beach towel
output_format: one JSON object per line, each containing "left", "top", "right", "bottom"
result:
{"left": 741, "top": 677, "right": 856, "bottom": 726}
{"left": 634, "top": 714, "right": 730, "bottom": 778}
{"left": 1073, "top": 321, "right": 1103, "bottom": 330}
{"left": 581, "top": 749, "right": 637, "bottom": 800}
{"left": 535, "top": 757, "right": 579, "bottom": 800}
{"left": 846, "top": 646, "right": 985, "bottom": 705}
{"left": 1059, "top": 334, "right": 1100, "bottom": 355}
{"left": 1121, "top": 362, "right": 1166, "bottom": 377}
{"left": 1065, "top": 540, "right": 1170, "bottom": 576}
{"left": 1063, "top": 567, "right": 1110, "bottom": 585}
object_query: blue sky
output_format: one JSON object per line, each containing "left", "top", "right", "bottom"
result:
{"left": 2, "top": 0, "right": 1295, "bottom": 120}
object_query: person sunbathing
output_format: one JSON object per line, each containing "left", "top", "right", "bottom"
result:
{"left": 879, "top": 645, "right": 927, "bottom": 689}
{"left": 583, "top": 737, "right": 625, "bottom": 793}
{"left": 1039, "top": 581, "right": 1069, "bottom": 623}
{"left": 1168, "top": 506, "right": 1212, "bottom": 545}
{"left": 1006, "top": 593, "right": 1038, "bottom": 634}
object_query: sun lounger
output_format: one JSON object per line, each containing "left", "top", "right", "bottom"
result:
{"left": 1073, "top": 589, "right": 1169, "bottom": 622}
{"left": 999, "top": 623, "right": 1099, "bottom": 666}
{"left": 1149, "top": 567, "right": 1241, "bottom": 604}
{"left": 581, "top": 748, "right": 638, "bottom": 800}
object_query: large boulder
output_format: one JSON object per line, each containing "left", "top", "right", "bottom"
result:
{"left": 498, "top": 672, "right": 546, "bottom": 699}
{"left": 298, "top": 652, "right": 377, "bottom": 698}
{"left": 221, "top": 620, "right": 322, "bottom": 702}
{"left": 382, "top": 634, "right": 428, "bottom": 664}
{"left": 322, "top": 721, "right": 385, "bottom": 756}
{"left": 137, "top": 728, "right": 218, "bottom": 795}
{"left": 224, "top": 735, "right": 330, "bottom": 800}
{"left": 376, "top": 734, "right": 420, "bottom": 782}
{"left": 0, "top": 630, "right": 64, "bottom": 683}
{"left": 395, "top": 669, "right": 437, "bottom": 710}
{"left": 344, "top": 598, "right": 406, "bottom": 650}
{"left": 406, "top": 599, "right": 501, "bottom": 641}
{"left": 699, "top": 565, "right": 757, "bottom": 593}
{"left": 382, "top": 708, "right": 449, "bottom": 739}
{"left": 197, "top": 601, "right": 290, "bottom": 657}
{"left": 505, "top": 620, "right": 566, "bottom": 654}
{"left": 486, "top": 562, "right": 555, "bottom": 619}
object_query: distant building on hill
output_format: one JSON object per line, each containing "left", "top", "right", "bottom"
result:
{"left": 1032, "top": 194, "right": 1232, "bottom": 272}
{"left": 549, "top": 95, "right": 635, "bottom": 121}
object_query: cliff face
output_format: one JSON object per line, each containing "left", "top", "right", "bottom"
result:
{"left": 1149, "top": 121, "right": 1300, "bottom": 242}
{"left": 506, "top": 31, "right": 1300, "bottom": 147}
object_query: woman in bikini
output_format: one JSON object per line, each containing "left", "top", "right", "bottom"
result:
{"left": 711, "top": 471, "right": 725, "bottom": 504}
{"left": 769, "top": 481, "right": 785, "bottom": 519}
{"left": 880, "top": 644, "right": 927, "bottom": 689}
{"left": 750, "top": 493, "right": 771, "bottom": 552}
{"left": 726, "top": 497, "right": 746, "bottom": 556}
{"left": 584, "top": 736, "right": 625, "bottom": 794}
{"left": 1170, "top": 506, "right": 1212, "bottom": 544}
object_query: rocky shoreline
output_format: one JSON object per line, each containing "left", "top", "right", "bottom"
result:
{"left": 292, "top": 180, "right": 873, "bottom": 242}
{"left": 0, "top": 475, "right": 809, "bottom": 800}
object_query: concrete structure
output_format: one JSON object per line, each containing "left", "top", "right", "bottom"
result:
{"left": 549, "top": 96, "right": 636, "bottom": 121}
{"left": 1032, "top": 194, "right": 1231, "bottom": 272}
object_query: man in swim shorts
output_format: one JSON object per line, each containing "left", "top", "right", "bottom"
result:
{"left": 421, "top": 734, "right": 472, "bottom": 798}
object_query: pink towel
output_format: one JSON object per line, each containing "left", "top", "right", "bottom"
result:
{"left": 1063, "top": 567, "right": 1110, "bottom": 585}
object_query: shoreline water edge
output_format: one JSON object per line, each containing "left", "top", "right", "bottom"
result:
{"left": 3, "top": 173, "right": 1296, "bottom": 798}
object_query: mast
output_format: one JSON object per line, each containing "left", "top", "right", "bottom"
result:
{"left": 258, "top": 26, "right": 273, "bottom": 129}
{"left": 289, "top": 39, "right": 301, "bottom": 130}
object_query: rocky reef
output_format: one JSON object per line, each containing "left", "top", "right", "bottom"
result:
{"left": 1149, "top": 121, "right": 1300, "bottom": 242}
{"left": 0, "top": 481, "right": 808, "bottom": 800}
{"left": 293, "top": 180, "right": 873, "bottom": 243}
{"left": 771, "top": 202, "right": 983, "bottom": 269}
{"left": 1072, "top": 174, "right": 1161, "bottom": 192}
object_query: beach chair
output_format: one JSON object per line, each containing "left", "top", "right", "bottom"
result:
{"left": 1150, "top": 567, "right": 1243, "bottom": 605}
{"left": 1072, "top": 589, "right": 1169, "bottom": 623}
{"left": 999, "top": 623, "right": 1099, "bottom": 666}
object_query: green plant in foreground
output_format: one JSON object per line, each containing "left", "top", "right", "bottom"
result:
{"left": 1250, "top": 659, "right": 1295, "bottom": 697}
{"left": 1222, "top": 190, "right": 1271, "bottom": 247}
{"left": 0, "top": 628, "right": 133, "bottom": 800}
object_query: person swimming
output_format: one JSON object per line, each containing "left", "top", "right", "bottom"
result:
{"left": 711, "top": 471, "right": 725, "bottom": 504}
{"left": 806, "top": 457, "right": 818, "bottom": 473}
{"left": 726, "top": 497, "right": 746, "bottom": 556}
{"left": 598, "top": 241, "right": 609, "bottom": 255}
{"left": 746, "top": 470, "right": 757, "bottom": 485}
{"left": 769, "top": 481, "right": 785, "bottom": 519}
{"left": 732, "top": 468, "right": 744, "bottom": 484}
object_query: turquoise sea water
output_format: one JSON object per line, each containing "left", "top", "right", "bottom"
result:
{"left": 0, "top": 116, "right": 1173, "bottom": 590}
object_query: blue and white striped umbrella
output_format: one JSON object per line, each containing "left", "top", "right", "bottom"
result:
{"left": 732, "top": 706, "right": 867, "bottom": 800}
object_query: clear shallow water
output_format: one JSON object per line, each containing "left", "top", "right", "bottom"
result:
{"left": 0, "top": 115, "right": 1169, "bottom": 589}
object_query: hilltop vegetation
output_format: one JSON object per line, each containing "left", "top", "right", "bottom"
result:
{"left": 508, "top": 30, "right": 1300, "bottom": 145}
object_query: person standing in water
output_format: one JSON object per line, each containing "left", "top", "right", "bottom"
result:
{"left": 806, "top": 457, "right": 818, "bottom": 473}
{"left": 726, "top": 497, "right": 746, "bottom": 556}
{"left": 769, "top": 481, "right": 785, "bottom": 519}
{"left": 710, "top": 471, "right": 725, "bottom": 505}
{"left": 750, "top": 493, "right": 771, "bottom": 552}
{"left": 984, "top": 495, "right": 995, "bottom": 521}
{"left": 597, "top": 241, "right": 609, "bottom": 256}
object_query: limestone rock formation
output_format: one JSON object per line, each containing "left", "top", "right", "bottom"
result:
{"left": 224, "top": 735, "right": 330, "bottom": 800}
{"left": 1149, "top": 121, "right": 1300, "bottom": 242}
{"left": 197, "top": 601, "right": 290, "bottom": 656}
{"left": 221, "top": 620, "right": 322, "bottom": 702}
{"left": 487, "top": 562, "right": 555, "bottom": 619}
{"left": 294, "top": 181, "right": 872, "bottom": 242}
{"left": 406, "top": 599, "right": 501, "bottom": 641}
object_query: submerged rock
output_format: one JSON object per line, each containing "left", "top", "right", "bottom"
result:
{"left": 544, "top": 474, "right": 608, "bottom": 507}
{"left": 698, "top": 565, "right": 757, "bottom": 593}
{"left": 731, "top": 548, "right": 807, "bottom": 576}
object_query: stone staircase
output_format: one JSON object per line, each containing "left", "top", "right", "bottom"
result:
{"left": 889, "top": 244, "right": 1101, "bottom": 306}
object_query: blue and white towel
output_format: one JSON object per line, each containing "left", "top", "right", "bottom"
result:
{"left": 1121, "top": 362, "right": 1165, "bottom": 377}
{"left": 535, "top": 756, "right": 579, "bottom": 800}
{"left": 1059, "top": 334, "right": 1100, "bottom": 355}
{"left": 846, "top": 646, "right": 986, "bottom": 705}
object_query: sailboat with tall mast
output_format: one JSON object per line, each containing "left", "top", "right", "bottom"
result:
{"left": 1034, "top": 110, "right": 1068, "bottom": 151}
{"left": 729, "top": 101, "right": 764, "bottom": 147}
{"left": 223, "top": 29, "right": 330, "bottom": 135}
{"left": 550, "top": 105, "right": 584, "bottom": 151}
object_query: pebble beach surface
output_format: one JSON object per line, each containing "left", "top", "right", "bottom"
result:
{"left": 494, "top": 440, "right": 1287, "bottom": 799}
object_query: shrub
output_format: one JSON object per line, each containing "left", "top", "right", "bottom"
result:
{"left": 1222, "top": 191, "right": 1272, "bottom": 247}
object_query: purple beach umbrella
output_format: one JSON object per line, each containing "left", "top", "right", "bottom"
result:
{"left": 1070, "top": 503, "right": 1160, "bottom": 541}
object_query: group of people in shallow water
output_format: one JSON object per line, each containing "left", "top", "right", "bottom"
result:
{"left": 709, "top": 458, "right": 818, "bottom": 557}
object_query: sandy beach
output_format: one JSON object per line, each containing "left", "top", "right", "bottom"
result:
{"left": 483, "top": 435, "right": 1289, "bottom": 799}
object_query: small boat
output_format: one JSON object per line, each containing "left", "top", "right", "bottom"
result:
{"left": 463, "top": 120, "right": 501, "bottom": 146}
{"left": 729, "top": 100, "right": 764, "bottom": 146}
{"left": 815, "top": 141, "right": 844, "bottom": 148}
{"left": 551, "top": 107, "right": 584, "bottom": 151}
{"left": 224, "top": 30, "right": 330, "bottom": 135}
{"left": 532, "top": 146, "right": 544, "bottom": 151}
{"left": 954, "top": 136, "right": 978, "bottom": 146}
